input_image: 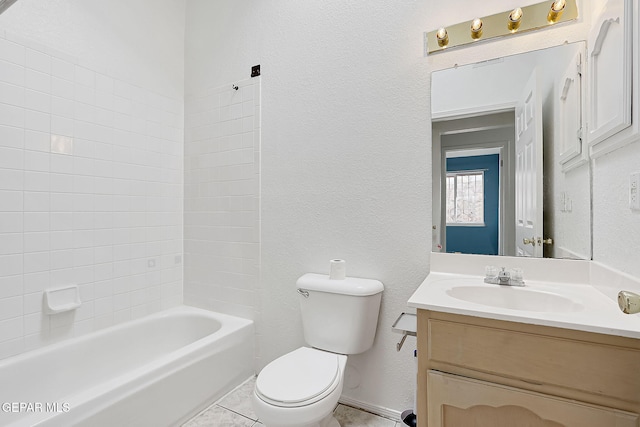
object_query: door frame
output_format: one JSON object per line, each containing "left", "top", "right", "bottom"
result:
{"left": 432, "top": 108, "right": 516, "bottom": 256}
{"left": 445, "top": 149, "right": 502, "bottom": 255}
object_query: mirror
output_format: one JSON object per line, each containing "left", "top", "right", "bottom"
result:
{"left": 431, "top": 42, "right": 591, "bottom": 260}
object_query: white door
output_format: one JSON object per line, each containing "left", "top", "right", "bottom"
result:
{"left": 515, "top": 70, "right": 543, "bottom": 257}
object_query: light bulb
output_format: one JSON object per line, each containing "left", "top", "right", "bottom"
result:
{"left": 436, "top": 27, "right": 449, "bottom": 47}
{"left": 552, "top": 0, "right": 566, "bottom": 12}
{"left": 548, "top": 0, "right": 566, "bottom": 22}
{"left": 508, "top": 7, "right": 523, "bottom": 31}
{"left": 470, "top": 18, "right": 483, "bottom": 39}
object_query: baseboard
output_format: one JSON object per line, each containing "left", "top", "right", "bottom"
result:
{"left": 338, "top": 396, "right": 403, "bottom": 422}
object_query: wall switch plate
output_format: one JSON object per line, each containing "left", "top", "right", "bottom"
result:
{"left": 631, "top": 172, "right": 640, "bottom": 210}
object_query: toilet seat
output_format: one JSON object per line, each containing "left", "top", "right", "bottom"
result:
{"left": 255, "top": 347, "right": 341, "bottom": 408}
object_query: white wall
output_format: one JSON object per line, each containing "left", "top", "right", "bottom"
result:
{"left": 593, "top": 140, "right": 640, "bottom": 276}
{"left": 431, "top": 45, "right": 578, "bottom": 115}
{"left": 186, "top": 0, "right": 431, "bottom": 414}
{"left": 0, "top": 0, "right": 185, "bottom": 360}
{"left": 0, "top": 0, "right": 185, "bottom": 100}
{"left": 183, "top": 78, "right": 261, "bottom": 322}
{"left": 184, "top": 0, "right": 638, "bottom": 415}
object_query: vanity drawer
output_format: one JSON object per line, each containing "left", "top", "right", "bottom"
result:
{"left": 426, "top": 317, "right": 640, "bottom": 404}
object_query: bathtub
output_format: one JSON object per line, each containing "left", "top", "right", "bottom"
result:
{"left": 0, "top": 306, "right": 254, "bottom": 427}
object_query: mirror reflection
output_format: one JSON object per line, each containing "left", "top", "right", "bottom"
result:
{"left": 431, "top": 42, "right": 591, "bottom": 260}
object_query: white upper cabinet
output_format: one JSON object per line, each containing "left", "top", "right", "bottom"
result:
{"left": 557, "top": 51, "right": 586, "bottom": 171}
{"left": 587, "top": 0, "right": 637, "bottom": 157}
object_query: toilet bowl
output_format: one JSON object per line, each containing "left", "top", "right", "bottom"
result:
{"left": 252, "top": 273, "right": 384, "bottom": 427}
{"left": 252, "top": 347, "right": 347, "bottom": 427}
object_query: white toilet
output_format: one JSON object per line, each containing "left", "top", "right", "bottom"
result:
{"left": 252, "top": 273, "right": 384, "bottom": 427}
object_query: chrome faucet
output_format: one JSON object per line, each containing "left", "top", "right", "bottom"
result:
{"left": 484, "top": 267, "right": 525, "bottom": 287}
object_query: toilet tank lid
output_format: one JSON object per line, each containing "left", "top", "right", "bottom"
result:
{"left": 296, "top": 273, "right": 384, "bottom": 296}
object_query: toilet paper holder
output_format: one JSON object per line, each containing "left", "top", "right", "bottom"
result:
{"left": 392, "top": 312, "right": 417, "bottom": 351}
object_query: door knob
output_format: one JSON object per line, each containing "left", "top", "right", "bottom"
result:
{"left": 538, "top": 237, "right": 553, "bottom": 245}
{"left": 523, "top": 237, "right": 536, "bottom": 246}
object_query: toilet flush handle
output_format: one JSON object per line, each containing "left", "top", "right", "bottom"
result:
{"left": 297, "top": 289, "right": 309, "bottom": 298}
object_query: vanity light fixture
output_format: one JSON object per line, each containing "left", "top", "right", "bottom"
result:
{"left": 508, "top": 7, "right": 523, "bottom": 31}
{"left": 470, "top": 18, "right": 483, "bottom": 39}
{"left": 548, "top": 0, "right": 566, "bottom": 22}
{"left": 426, "top": 0, "right": 578, "bottom": 54}
{"left": 436, "top": 27, "right": 449, "bottom": 47}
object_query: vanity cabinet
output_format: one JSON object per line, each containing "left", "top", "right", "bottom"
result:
{"left": 416, "top": 310, "right": 640, "bottom": 427}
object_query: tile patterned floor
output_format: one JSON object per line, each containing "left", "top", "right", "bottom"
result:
{"left": 183, "top": 377, "right": 402, "bottom": 427}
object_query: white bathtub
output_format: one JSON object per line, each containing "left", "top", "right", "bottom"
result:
{"left": 0, "top": 306, "right": 254, "bottom": 427}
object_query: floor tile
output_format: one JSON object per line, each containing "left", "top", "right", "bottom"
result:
{"left": 217, "top": 376, "right": 259, "bottom": 421}
{"left": 183, "top": 376, "right": 401, "bottom": 427}
{"left": 182, "top": 404, "right": 255, "bottom": 427}
{"left": 333, "top": 404, "right": 397, "bottom": 427}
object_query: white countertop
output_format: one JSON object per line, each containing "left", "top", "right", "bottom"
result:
{"left": 407, "top": 253, "right": 640, "bottom": 339}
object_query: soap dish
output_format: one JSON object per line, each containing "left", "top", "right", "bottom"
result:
{"left": 43, "top": 285, "right": 81, "bottom": 314}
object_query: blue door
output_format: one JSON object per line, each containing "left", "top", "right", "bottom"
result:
{"left": 446, "top": 154, "right": 499, "bottom": 255}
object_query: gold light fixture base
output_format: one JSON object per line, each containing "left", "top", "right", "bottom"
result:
{"left": 427, "top": 0, "right": 578, "bottom": 54}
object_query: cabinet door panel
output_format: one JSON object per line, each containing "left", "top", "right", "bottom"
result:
{"left": 557, "top": 51, "right": 587, "bottom": 171}
{"left": 427, "top": 371, "right": 639, "bottom": 427}
{"left": 587, "top": 0, "right": 633, "bottom": 152}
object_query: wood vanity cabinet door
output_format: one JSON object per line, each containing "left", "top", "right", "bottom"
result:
{"left": 427, "top": 371, "right": 639, "bottom": 427}
{"left": 416, "top": 311, "right": 640, "bottom": 426}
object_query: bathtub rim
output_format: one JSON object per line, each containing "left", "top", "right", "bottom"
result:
{"left": 1, "top": 305, "right": 255, "bottom": 427}
{"left": 0, "top": 305, "right": 253, "bottom": 369}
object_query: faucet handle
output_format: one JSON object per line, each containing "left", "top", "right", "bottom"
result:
{"left": 511, "top": 268, "right": 524, "bottom": 282}
{"left": 485, "top": 265, "right": 498, "bottom": 278}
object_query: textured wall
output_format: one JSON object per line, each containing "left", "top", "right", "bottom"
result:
{"left": 184, "top": 0, "right": 637, "bottom": 415}
{"left": 592, "top": 141, "right": 640, "bottom": 276}
{"left": 0, "top": 0, "right": 185, "bottom": 360}
{"left": 186, "top": 0, "right": 431, "bottom": 414}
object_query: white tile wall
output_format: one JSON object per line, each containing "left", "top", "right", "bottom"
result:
{"left": 0, "top": 30, "right": 184, "bottom": 361}
{"left": 184, "top": 79, "right": 260, "bottom": 321}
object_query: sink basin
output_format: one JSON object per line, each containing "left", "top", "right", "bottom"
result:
{"left": 445, "top": 285, "right": 584, "bottom": 313}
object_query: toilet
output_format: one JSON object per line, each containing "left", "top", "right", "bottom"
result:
{"left": 252, "top": 273, "right": 384, "bottom": 427}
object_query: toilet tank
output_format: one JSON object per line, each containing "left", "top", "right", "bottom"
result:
{"left": 296, "top": 273, "right": 384, "bottom": 355}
